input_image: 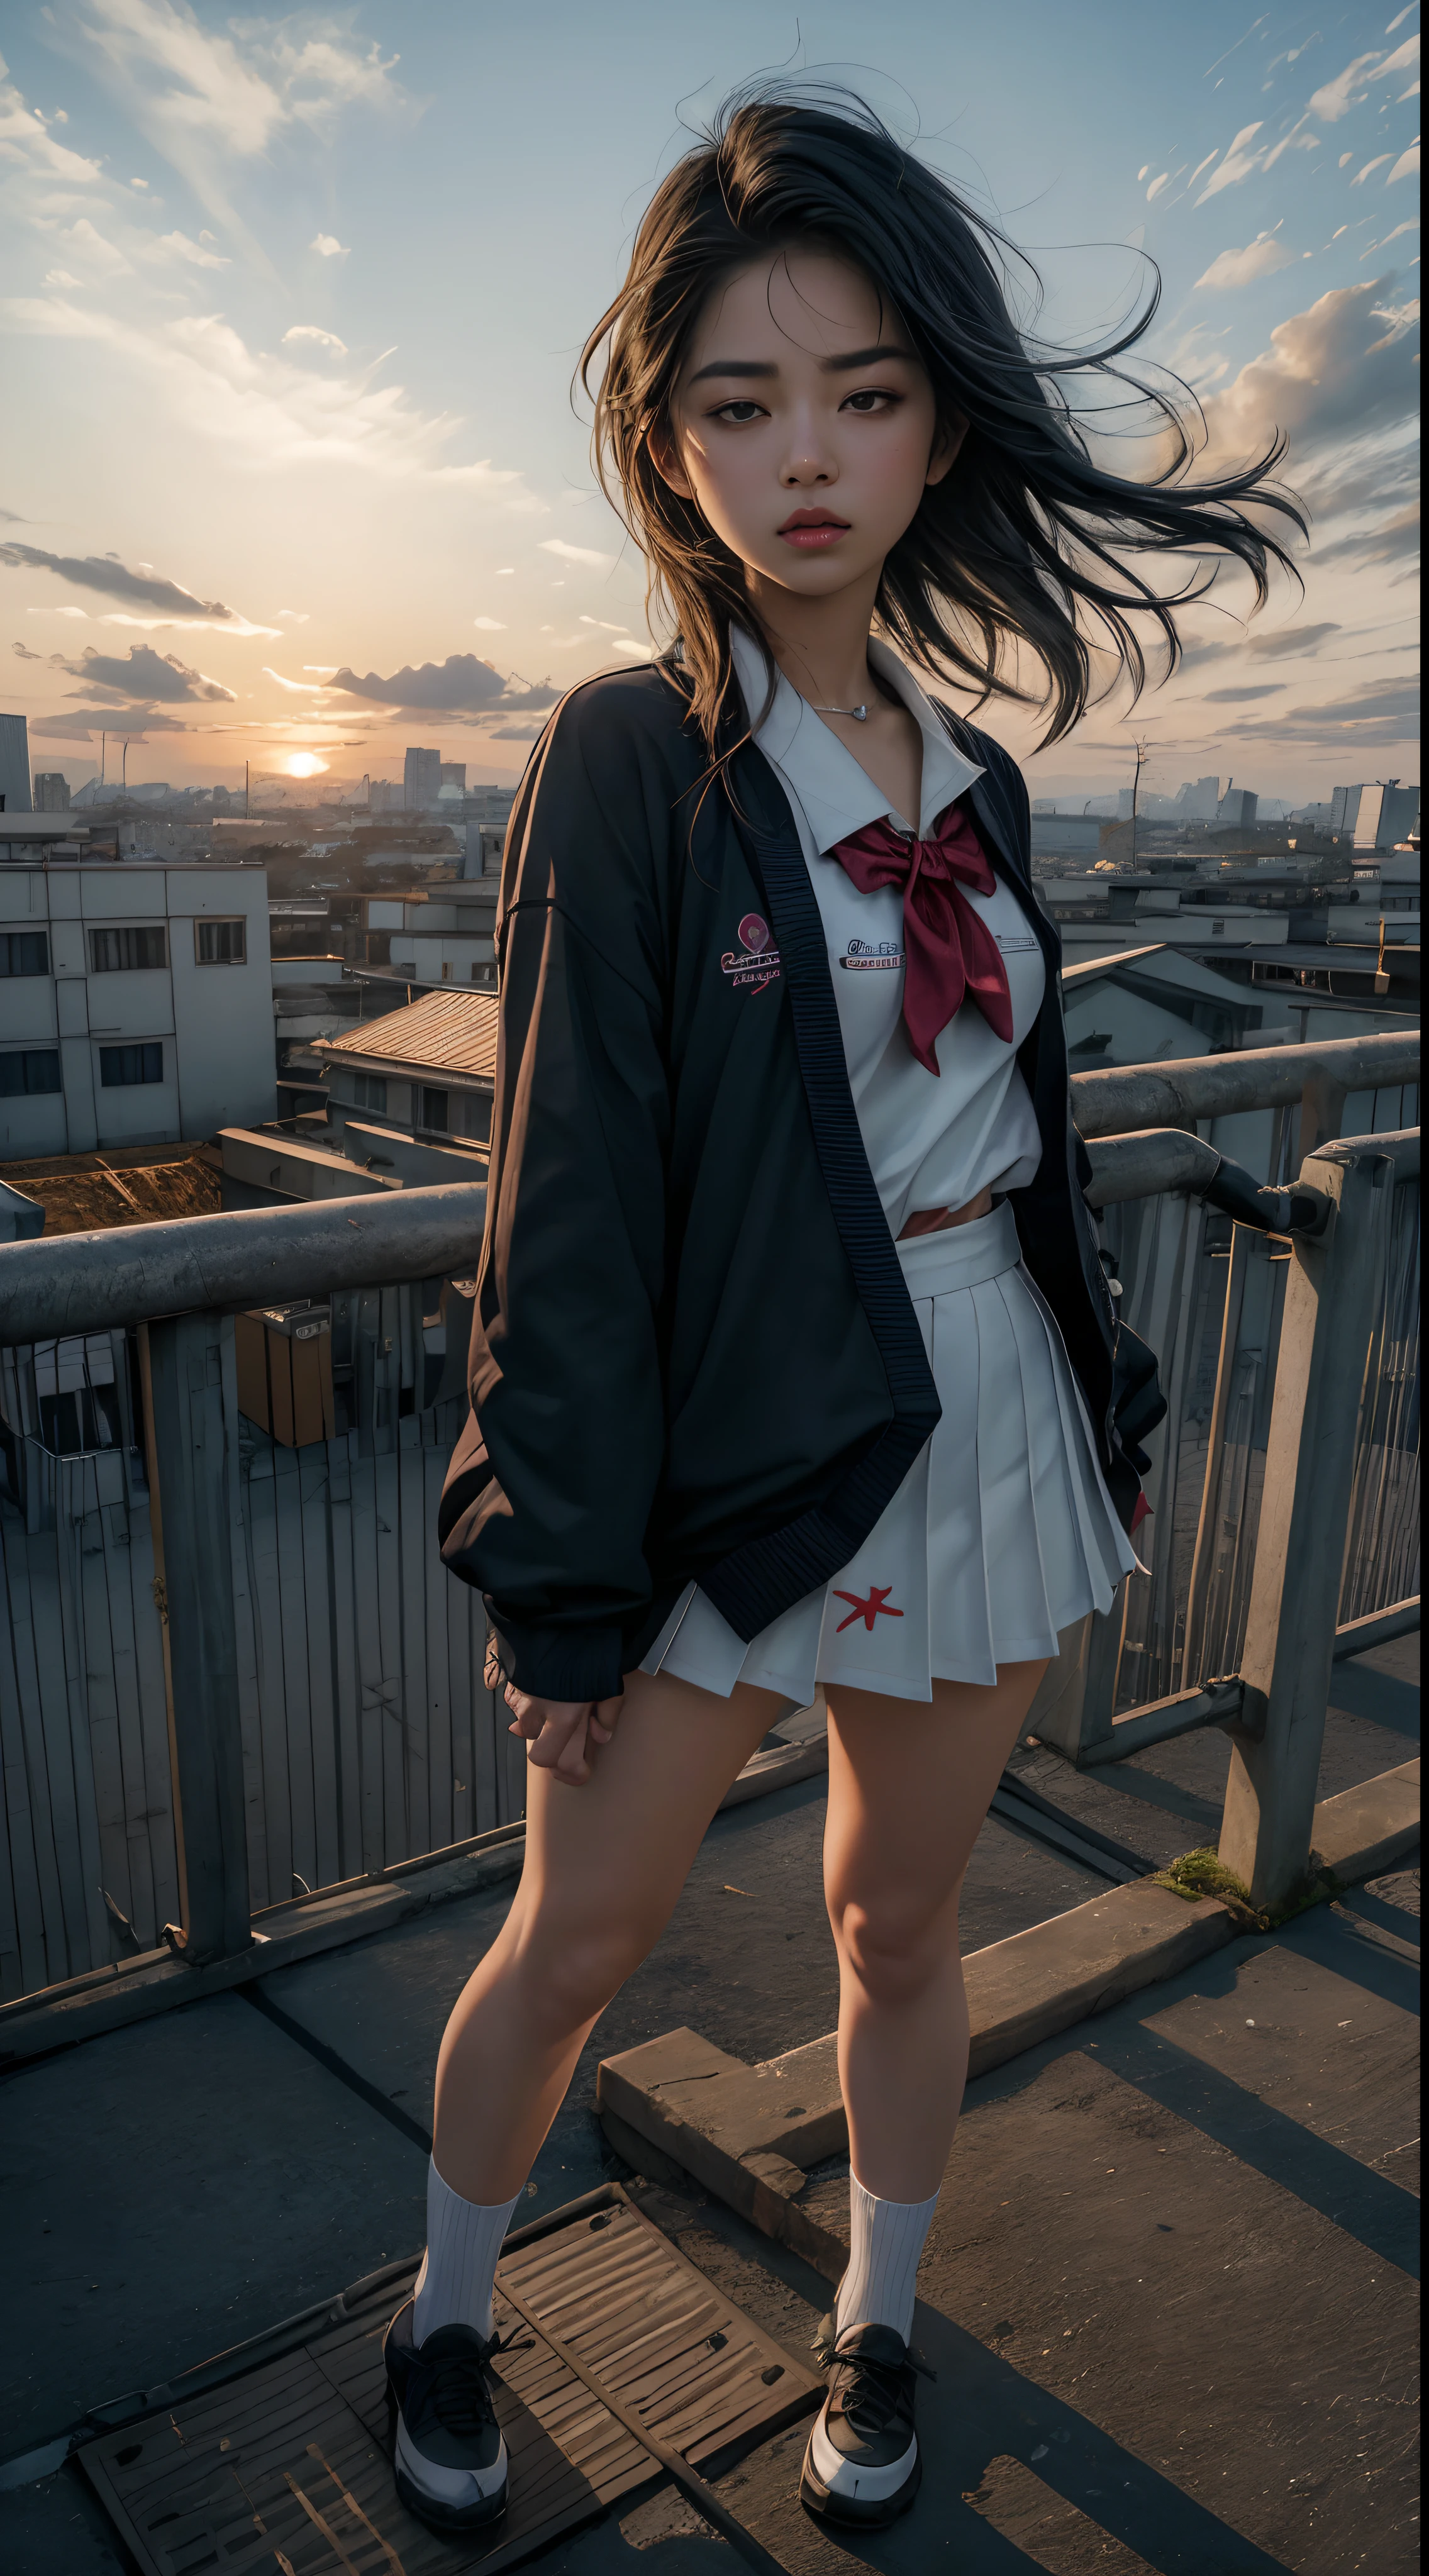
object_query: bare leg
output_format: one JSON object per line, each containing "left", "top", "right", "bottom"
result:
{"left": 432, "top": 1667, "right": 780, "bottom": 2201}
{"left": 823, "top": 1662, "right": 1048, "bottom": 2203}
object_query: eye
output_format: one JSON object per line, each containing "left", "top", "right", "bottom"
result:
{"left": 712, "top": 399, "right": 767, "bottom": 424}
{"left": 841, "top": 389, "right": 899, "bottom": 414}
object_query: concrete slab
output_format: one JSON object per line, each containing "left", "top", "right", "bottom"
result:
{"left": 686, "top": 1867, "right": 1420, "bottom": 2576}
{"left": 255, "top": 1773, "right": 1111, "bottom": 2226}
{"left": 0, "top": 1990, "right": 425, "bottom": 2457}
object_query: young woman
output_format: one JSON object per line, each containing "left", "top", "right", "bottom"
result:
{"left": 384, "top": 92, "right": 1301, "bottom": 2537}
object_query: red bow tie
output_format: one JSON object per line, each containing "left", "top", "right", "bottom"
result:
{"left": 831, "top": 799, "right": 1013, "bottom": 1074}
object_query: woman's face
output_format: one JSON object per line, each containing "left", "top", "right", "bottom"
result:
{"left": 655, "top": 246, "right": 957, "bottom": 596}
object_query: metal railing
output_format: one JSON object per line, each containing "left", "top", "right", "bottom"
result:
{"left": 0, "top": 1030, "right": 1419, "bottom": 1999}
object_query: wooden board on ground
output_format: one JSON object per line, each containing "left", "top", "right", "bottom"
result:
{"left": 78, "top": 2182, "right": 821, "bottom": 2574}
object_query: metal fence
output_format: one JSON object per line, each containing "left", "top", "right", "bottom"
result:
{"left": 0, "top": 1031, "right": 1421, "bottom": 2004}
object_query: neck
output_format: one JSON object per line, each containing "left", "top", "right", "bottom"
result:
{"left": 742, "top": 561, "right": 886, "bottom": 711}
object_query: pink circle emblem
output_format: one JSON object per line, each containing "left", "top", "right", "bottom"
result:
{"left": 738, "top": 913, "right": 770, "bottom": 955}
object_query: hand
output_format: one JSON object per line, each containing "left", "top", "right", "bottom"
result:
{"left": 503, "top": 1684, "right": 623, "bottom": 1786}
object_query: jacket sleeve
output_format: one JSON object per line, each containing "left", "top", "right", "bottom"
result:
{"left": 437, "top": 679, "right": 681, "bottom": 1700}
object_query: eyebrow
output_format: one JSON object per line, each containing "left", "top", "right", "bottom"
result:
{"left": 686, "top": 343, "right": 917, "bottom": 386}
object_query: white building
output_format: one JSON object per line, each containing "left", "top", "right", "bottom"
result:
{"left": 0, "top": 840, "right": 275, "bottom": 1158}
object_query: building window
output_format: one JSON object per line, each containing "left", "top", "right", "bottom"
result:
{"left": 0, "top": 1048, "right": 62, "bottom": 1096}
{"left": 0, "top": 931, "right": 49, "bottom": 976}
{"left": 420, "top": 1085, "right": 448, "bottom": 1133}
{"left": 89, "top": 925, "right": 168, "bottom": 972}
{"left": 99, "top": 1041, "right": 164, "bottom": 1087}
{"left": 195, "top": 917, "right": 247, "bottom": 964}
{"left": 353, "top": 1072, "right": 387, "bottom": 1113}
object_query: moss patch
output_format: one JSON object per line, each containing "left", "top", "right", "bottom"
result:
{"left": 1151, "top": 1845, "right": 1343, "bottom": 1935}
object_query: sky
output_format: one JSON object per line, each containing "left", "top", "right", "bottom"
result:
{"left": 0, "top": 0, "right": 1419, "bottom": 806}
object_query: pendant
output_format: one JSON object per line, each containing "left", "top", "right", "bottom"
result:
{"left": 814, "top": 703, "right": 868, "bottom": 721}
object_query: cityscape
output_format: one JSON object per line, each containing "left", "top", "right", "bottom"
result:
{"left": 0, "top": 4, "right": 1420, "bottom": 2574}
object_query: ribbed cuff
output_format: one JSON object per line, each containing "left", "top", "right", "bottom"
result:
{"left": 486, "top": 1608, "right": 626, "bottom": 1704}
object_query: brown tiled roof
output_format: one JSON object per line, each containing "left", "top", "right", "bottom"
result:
{"left": 4, "top": 1152, "right": 221, "bottom": 1236}
{"left": 316, "top": 987, "right": 499, "bottom": 1085}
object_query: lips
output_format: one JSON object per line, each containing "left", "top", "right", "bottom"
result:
{"left": 777, "top": 509, "right": 851, "bottom": 551}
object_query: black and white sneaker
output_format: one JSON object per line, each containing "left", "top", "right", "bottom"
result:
{"left": 383, "top": 2297, "right": 510, "bottom": 2534}
{"left": 800, "top": 2314, "right": 929, "bottom": 2528}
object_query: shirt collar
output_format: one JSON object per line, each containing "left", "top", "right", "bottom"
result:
{"left": 729, "top": 624, "right": 984, "bottom": 853}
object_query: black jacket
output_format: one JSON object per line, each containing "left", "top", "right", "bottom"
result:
{"left": 438, "top": 663, "right": 1162, "bottom": 1701}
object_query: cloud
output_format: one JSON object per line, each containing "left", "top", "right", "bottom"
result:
{"left": 276, "top": 608, "right": 308, "bottom": 623}
{"left": 611, "top": 638, "right": 655, "bottom": 658}
{"left": 1388, "top": 141, "right": 1420, "bottom": 184}
{"left": 1202, "top": 279, "right": 1421, "bottom": 462}
{"left": 1, "top": 297, "right": 548, "bottom": 496}
{"left": 1351, "top": 155, "right": 1394, "bottom": 185}
{"left": 579, "top": 614, "right": 629, "bottom": 632}
{"left": 53, "top": 640, "right": 235, "bottom": 702}
{"left": 1195, "top": 233, "right": 1296, "bottom": 290}
{"left": 311, "top": 232, "right": 349, "bottom": 258}
{"left": 150, "top": 226, "right": 228, "bottom": 268}
{"left": 0, "top": 60, "right": 105, "bottom": 183}
{"left": 1203, "top": 683, "right": 1285, "bottom": 701}
{"left": 538, "top": 536, "right": 615, "bottom": 569}
{"left": 262, "top": 665, "right": 327, "bottom": 694}
{"left": 1246, "top": 619, "right": 1342, "bottom": 658}
{"left": 484, "top": 718, "right": 548, "bottom": 740}
{"left": 58, "top": 216, "right": 133, "bottom": 275}
{"left": 0, "top": 540, "right": 238, "bottom": 617}
{"left": 330, "top": 653, "right": 560, "bottom": 715}
{"left": 1309, "top": 36, "right": 1421, "bottom": 121}
{"left": 31, "top": 704, "right": 192, "bottom": 733}
{"left": 1312, "top": 501, "right": 1420, "bottom": 565}
{"left": 283, "top": 323, "right": 348, "bottom": 355}
{"left": 1195, "top": 121, "right": 1265, "bottom": 202}
{"left": 472, "top": 616, "right": 506, "bottom": 630}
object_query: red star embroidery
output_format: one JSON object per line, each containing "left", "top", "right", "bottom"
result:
{"left": 833, "top": 1584, "right": 904, "bottom": 1634}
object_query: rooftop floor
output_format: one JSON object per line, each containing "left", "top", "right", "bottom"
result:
{"left": 1, "top": 1635, "right": 1417, "bottom": 2575}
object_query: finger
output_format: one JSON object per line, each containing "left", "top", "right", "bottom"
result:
{"left": 525, "top": 1709, "right": 589, "bottom": 1773}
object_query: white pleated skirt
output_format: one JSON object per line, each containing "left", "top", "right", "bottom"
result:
{"left": 641, "top": 1199, "right": 1138, "bottom": 1702}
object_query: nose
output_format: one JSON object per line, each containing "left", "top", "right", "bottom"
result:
{"left": 780, "top": 401, "right": 837, "bottom": 489}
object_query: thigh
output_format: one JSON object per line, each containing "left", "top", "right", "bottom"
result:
{"left": 823, "top": 1663, "right": 1048, "bottom": 1923}
{"left": 513, "top": 1665, "right": 781, "bottom": 1954}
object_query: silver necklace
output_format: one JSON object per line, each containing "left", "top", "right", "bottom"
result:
{"left": 813, "top": 701, "right": 867, "bottom": 721}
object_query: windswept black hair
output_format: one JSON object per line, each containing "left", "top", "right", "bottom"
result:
{"left": 581, "top": 87, "right": 1305, "bottom": 750}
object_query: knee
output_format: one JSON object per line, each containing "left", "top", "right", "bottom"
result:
{"left": 514, "top": 1911, "right": 656, "bottom": 2041}
{"left": 828, "top": 1880, "right": 956, "bottom": 2009}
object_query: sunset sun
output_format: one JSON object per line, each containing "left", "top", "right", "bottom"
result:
{"left": 286, "top": 753, "right": 329, "bottom": 779}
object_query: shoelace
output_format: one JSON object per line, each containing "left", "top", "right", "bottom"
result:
{"left": 812, "top": 2323, "right": 936, "bottom": 2440}
{"left": 425, "top": 2329, "right": 529, "bottom": 2440}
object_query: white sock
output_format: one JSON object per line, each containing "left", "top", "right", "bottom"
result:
{"left": 411, "top": 2158, "right": 521, "bottom": 2346}
{"left": 834, "top": 2174, "right": 940, "bottom": 2346}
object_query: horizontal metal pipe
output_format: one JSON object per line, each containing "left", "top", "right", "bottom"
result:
{"left": 1331, "top": 1595, "right": 1420, "bottom": 1660}
{"left": 1312, "top": 1127, "right": 1420, "bottom": 1184}
{"left": 0, "top": 1182, "right": 487, "bottom": 1347}
{"left": 1083, "top": 1128, "right": 1221, "bottom": 1208}
{"left": 1071, "top": 1028, "right": 1420, "bottom": 1140}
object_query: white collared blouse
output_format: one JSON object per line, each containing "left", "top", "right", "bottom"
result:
{"left": 730, "top": 627, "right": 1044, "bottom": 1237}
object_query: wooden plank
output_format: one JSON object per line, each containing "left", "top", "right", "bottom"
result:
{"left": 423, "top": 1445, "right": 453, "bottom": 1857}
{"left": 271, "top": 1445, "right": 318, "bottom": 1897}
{"left": 119, "top": 1482, "right": 179, "bottom": 1937}
{"left": 347, "top": 1447, "right": 388, "bottom": 1874}
{"left": 0, "top": 1528, "right": 50, "bottom": 1999}
{"left": 398, "top": 1443, "right": 431, "bottom": 1862}
{"left": 325, "top": 1438, "right": 364, "bottom": 1884}
{"left": 372, "top": 1447, "right": 408, "bottom": 1864}
{"left": 57, "top": 1479, "right": 111, "bottom": 1972}
{"left": 243, "top": 1455, "right": 295, "bottom": 1909}
{"left": 297, "top": 1443, "right": 340, "bottom": 1894}
{"left": 5, "top": 1526, "right": 74, "bottom": 1986}
{"left": 38, "top": 1472, "right": 103, "bottom": 1979}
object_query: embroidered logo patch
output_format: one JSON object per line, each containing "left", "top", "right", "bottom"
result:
{"left": 833, "top": 1584, "right": 905, "bottom": 1633}
{"left": 840, "top": 938, "right": 903, "bottom": 972}
{"left": 721, "top": 912, "right": 782, "bottom": 992}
